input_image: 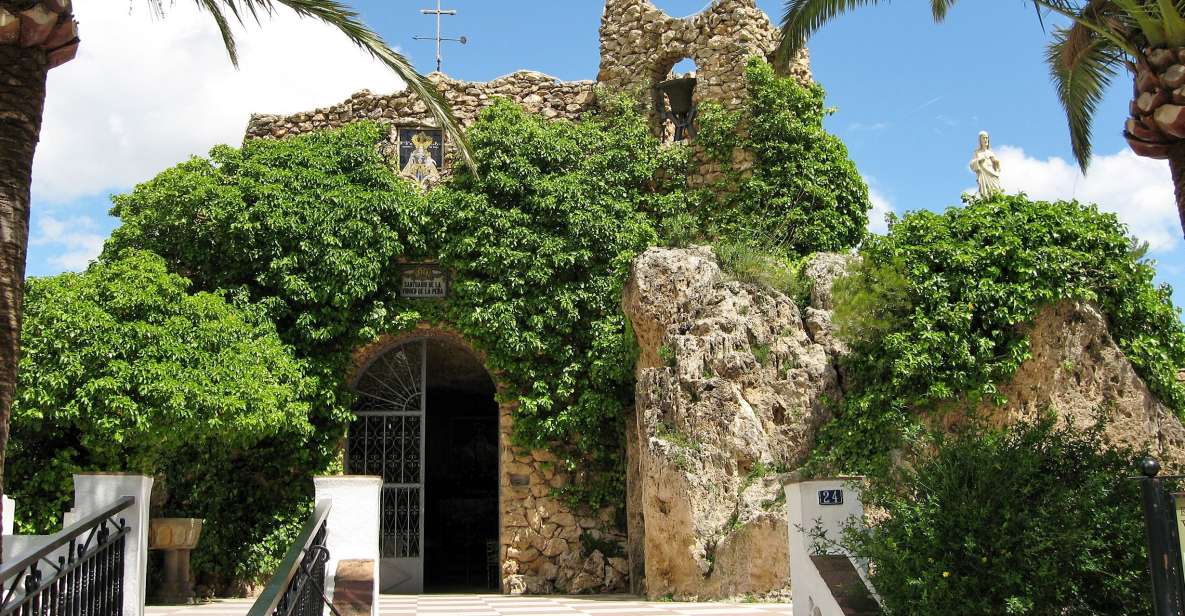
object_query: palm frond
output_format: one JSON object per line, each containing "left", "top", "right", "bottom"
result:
{"left": 194, "top": 0, "right": 241, "bottom": 66}
{"left": 1033, "top": 0, "right": 1141, "bottom": 55}
{"left": 930, "top": 0, "right": 961, "bottom": 22}
{"left": 1156, "top": 0, "right": 1185, "bottom": 45}
{"left": 1109, "top": 0, "right": 1165, "bottom": 44}
{"left": 178, "top": 0, "right": 475, "bottom": 173}
{"left": 1046, "top": 20, "right": 1123, "bottom": 170}
{"left": 777, "top": 0, "right": 888, "bottom": 68}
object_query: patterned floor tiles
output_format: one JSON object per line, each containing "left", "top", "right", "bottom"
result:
{"left": 146, "top": 594, "right": 795, "bottom": 616}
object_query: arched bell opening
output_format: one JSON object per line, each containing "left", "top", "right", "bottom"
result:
{"left": 347, "top": 335, "right": 499, "bottom": 594}
{"left": 651, "top": 55, "right": 700, "bottom": 143}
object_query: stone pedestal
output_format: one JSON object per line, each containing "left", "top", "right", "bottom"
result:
{"left": 149, "top": 518, "right": 204, "bottom": 604}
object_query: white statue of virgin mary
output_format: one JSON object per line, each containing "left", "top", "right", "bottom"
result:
{"left": 970, "top": 131, "right": 1002, "bottom": 198}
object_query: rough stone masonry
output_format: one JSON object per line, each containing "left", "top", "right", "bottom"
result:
{"left": 245, "top": 0, "right": 811, "bottom": 187}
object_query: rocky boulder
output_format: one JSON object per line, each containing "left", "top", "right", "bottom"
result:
{"left": 943, "top": 300, "right": 1185, "bottom": 466}
{"left": 622, "top": 247, "right": 846, "bottom": 599}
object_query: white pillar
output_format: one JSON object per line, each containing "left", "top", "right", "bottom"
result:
{"left": 314, "top": 476, "right": 381, "bottom": 616}
{"left": 64, "top": 473, "right": 153, "bottom": 616}
{"left": 3, "top": 495, "right": 15, "bottom": 536}
{"left": 786, "top": 477, "right": 871, "bottom": 616}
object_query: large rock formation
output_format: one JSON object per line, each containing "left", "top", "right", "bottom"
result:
{"left": 623, "top": 248, "right": 1185, "bottom": 600}
{"left": 951, "top": 300, "right": 1185, "bottom": 466}
{"left": 622, "top": 247, "right": 846, "bottom": 599}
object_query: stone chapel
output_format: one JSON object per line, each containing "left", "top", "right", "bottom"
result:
{"left": 242, "top": 0, "right": 812, "bottom": 599}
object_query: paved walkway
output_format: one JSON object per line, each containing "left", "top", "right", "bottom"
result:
{"left": 147, "top": 595, "right": 794, "bottom": 616}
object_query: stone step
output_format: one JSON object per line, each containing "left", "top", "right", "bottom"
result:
{"left": 332, "top": 559, "right": 375, "bottom": 616}
{"left": 809, "top": 555, "right": 881, "bottom": 616}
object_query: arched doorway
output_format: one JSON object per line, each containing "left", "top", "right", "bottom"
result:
{"left": 347, "top": 336, "right": 499, "bottom": 594}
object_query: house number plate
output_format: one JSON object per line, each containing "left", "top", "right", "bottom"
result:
{"left": 818, "top": 489, "right": 844, "bottom": 506}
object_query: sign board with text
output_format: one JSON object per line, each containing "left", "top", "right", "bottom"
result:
{"left": 399, "top": 264, "right": 449, "bottom": 299}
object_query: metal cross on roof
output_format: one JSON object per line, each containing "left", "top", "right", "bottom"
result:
{"left": 413, "top": 0, "right": 467, "bottom": 74}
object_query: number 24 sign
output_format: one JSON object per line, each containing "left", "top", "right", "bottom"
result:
{"left": 818, "top": 489, "right": 844, "bottom": 506}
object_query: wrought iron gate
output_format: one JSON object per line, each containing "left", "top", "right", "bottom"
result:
{"left": 346, "top": 339, "right": 426, "bottom": 594}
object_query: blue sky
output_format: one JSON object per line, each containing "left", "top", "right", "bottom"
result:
{"left": 29, "top": 0, "right": 1185, "bottom": 309}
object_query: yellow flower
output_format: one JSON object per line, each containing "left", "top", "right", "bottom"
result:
{"left": 943, "top": 571, "right": 951, "bottom": 578}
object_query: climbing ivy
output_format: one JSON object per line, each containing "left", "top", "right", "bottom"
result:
{"left": 696, "top": 58, "right": 870, "bottom": 254}
{"left": 815, "top": 194, "right": 1185, "bottom": 474}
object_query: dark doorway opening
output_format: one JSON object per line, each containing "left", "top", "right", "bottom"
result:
{"left": 423, "top": 339, "right": 499, "bottom": 593}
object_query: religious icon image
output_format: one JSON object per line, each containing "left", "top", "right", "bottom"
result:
{"left": 398, "top": 127, "right": 444, "bottom": 189}
{"left": 970, "top": 130, "right": 1002, "bottom": 199}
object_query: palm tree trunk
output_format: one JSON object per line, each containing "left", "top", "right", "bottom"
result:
{"left": 0, "top": 44, "right": 49, "bottom": 556}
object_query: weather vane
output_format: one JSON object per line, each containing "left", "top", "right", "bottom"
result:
{"left": 413, "top": 0, "right": 468, "bottom": 74}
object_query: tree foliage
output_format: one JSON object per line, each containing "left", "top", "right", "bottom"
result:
{"left": 7, "top": 250, "right": 325, "bottom": 588}
{"left": 817, "top": 194, "right": 1185, "bottom": 473}
{"left": 106, "top": 122, "right": 428, "bottom": 357}
{"left": 423, "top": 97, "right": 668, "bottom": 504}
{"left": 842, "top": 417, "right": 1150, "bottom": 616}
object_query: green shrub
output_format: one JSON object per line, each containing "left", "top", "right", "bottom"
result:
{"left": 816, "top": 194, "right": 1185, "bottom": 473}
{"left": 697, "top": 59, "right": 870, "bottom": 254}
{"left": 7, "top": 250, "right": 327, "bottom": 589}
{"left": 714, "top": 236, "right": 797, "bottom": 293}
{"left": 842, "top": 418, "right": 1150, "bottom": 616}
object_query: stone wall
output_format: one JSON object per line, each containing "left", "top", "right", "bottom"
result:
{"left": 245, "top": 71, "right": 597, "bottom": 175}
{"left": 597, "top": 0, "right": 812, "bottom": 186}
{"left": 598, "top": 0, "right": 811, "bottom": 110}
{"left": 499, "top": 398, "right": 629, "bottom": 595}
{"left": 347, "top": 325, "right": 627, "bottom": 595}
{"left": 244, "top": 0, "right": 813, "bottom": 189}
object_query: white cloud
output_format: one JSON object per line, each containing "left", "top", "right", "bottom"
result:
{"left": 867, "top": 186, "right": 894, "bottom": 235}
{"left": 848, "top": 121, "right": 890, "bottom": 133}
{"left": 31, "top": 216, "right": 104, "bottom": 271}
{"left": 32, "top": 3, "right": 405, "bottom": 204}
{"left": 993, "top": 145, "right": 1179, "bottom": 252}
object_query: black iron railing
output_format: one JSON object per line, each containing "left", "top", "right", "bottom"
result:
{"left": 1137, "top": 459, "right": 1185, "bottom": 616}
{"left": 0, "top": 495, "right": 133, "bottom": 616}
{"left": 247, "top": 501, "right": 337, "bottom": 616}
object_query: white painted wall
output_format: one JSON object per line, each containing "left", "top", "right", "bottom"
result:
{"left": 314, "top": 475, "right": 382, "bottom": 616}
{"left": 64, "top": 474, "right": 153, "bottom": 616}
{"left": 3, "top": 474, "right": 151, "bottom": 616}
{"left": 3, "top": 495, "right": 14, "bottom": 536}
{"left": 785, "top": 478, "right": 869, "bottom": 616}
